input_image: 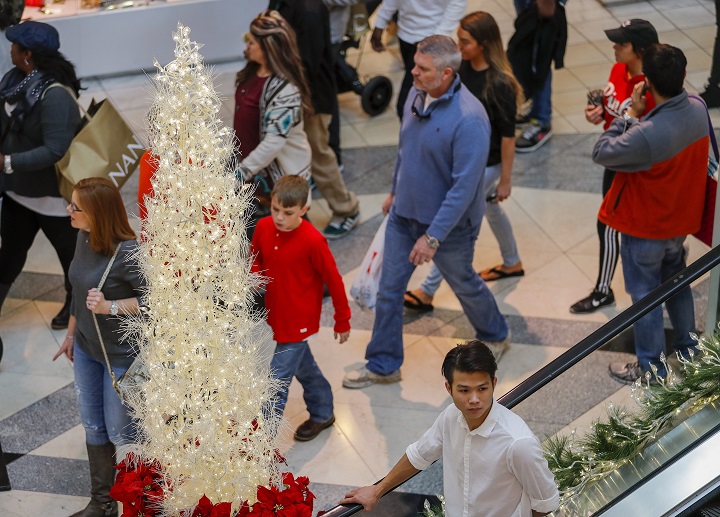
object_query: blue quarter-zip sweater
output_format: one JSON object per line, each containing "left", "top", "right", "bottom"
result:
{"left": 391, "top": 74, "right": 491, "bottom": 242}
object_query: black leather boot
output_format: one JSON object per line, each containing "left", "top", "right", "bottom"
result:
{"left": 70, "top": 443, "right": 118, "bottom": 517}
{"left": 51, "top": 293, "right": 72, "bottom": 330}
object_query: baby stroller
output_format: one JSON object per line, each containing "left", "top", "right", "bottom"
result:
{"left": 334, "top": 3, "right": 393, "bottom": 116}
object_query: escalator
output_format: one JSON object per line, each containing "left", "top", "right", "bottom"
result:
{"left": 325, "top": 244, "right": 720, "bottom": 517}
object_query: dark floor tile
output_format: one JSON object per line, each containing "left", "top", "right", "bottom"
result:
{"left": 7, "top": 455, "right": 89, "bottom": 496}
{"left": 0, "top": 383, "right": 79, "bottom": 454}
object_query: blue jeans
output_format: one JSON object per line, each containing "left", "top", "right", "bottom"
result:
{"left": 620, "top": 234, "right": 697, "bottom": 376}
{"left": 73, "top": 342, "right": 136, "bottom": 447}
{"left": 270, "top": 341, "right": 334, "bottom": 422}
{"left": 514, "top": 0, "right": 553, "bottom": 128}
{"left": 365, "top": 210, "right": 508, "bottom": 375}
{"left": 421, "top": 164, "right": 521, "bottom": 296}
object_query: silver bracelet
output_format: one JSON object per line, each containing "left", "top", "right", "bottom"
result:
{"left": 64, "top": 335, "right": 74, "bottom": 340}
{"left": 4, "top": 155, "right": 13, "bottom": 174}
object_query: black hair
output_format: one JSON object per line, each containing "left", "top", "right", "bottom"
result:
{"left": 24, "top": 46, "right": 82, "bottom": 96}
{"left": 642, "top": 44, "right": 686, "bottom": 99}
{"left": 441, "top": 340, "right": 497, "bottom": 386}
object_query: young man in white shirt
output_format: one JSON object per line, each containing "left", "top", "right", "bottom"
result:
{"left": 340, "top": 340, "right": 559, "bottom": 517}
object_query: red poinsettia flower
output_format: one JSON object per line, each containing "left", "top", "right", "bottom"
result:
{"left": 191, "top": 495, "right": 233, "bottom": 517}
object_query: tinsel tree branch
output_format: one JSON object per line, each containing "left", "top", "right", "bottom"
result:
{"left": 544, "top": 327, "right": 720, "bottom": 509}
{"left": 121, "top": 24, "right": 283, "bottom": 516}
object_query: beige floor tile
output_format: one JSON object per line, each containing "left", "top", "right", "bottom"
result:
{"left": 553, "top": 68, "right": 588, "bottom": 93}
{"left": 339, "top": 122, "right": 369, "bottom": 149}
{"left": 563, "top": 111, "right": 604, "bottom": 134}
{"left": 494, "top": 343, "right": 568, "bottom": 397}
{"left": 0, "top": 491, "right": 88, "bottom": 517}
{"left": 570, "top": 62, "right": 621, "bottom": 89}
{"left": 331, "top": 401, "right": 445, "bottom": 479}
{"left": 0, "top": 372, "right": 74, "bottom": 420}
{"left": 29, "top": 424, "right": 88, "bottom": 460}
{"left": 566, "top": 25, "right": 590, "bottom": 45}
{"left": 686, "top": 70, "right": 710, "bottom": 91}
{"left": 553, "top": 89, "right": 596, "bottom": 117}
{"left": 277, "top": 408, "right": 384, "bottom": 487}
{"left": 684, "top": 46, "right": 713, "bottom": 73}
{"left": 658, "top": 29, "right": 701, "bottom": 50}
{"left": 511, "top": 188, "right": 601, "bottom": 252}
{"left": 352, "top": 117, "right": 400, "bottom": 147}
{"left": 552, "top": 115, "right": 581, "bottom": 135}
{"left": 574, "top": 18, "right": 629, "bottom": 42}
{"left": 495, "top": 253, "right": 627, "bottom": 322}
{"left": 0, "top": 302, "right": 74, "bottom": 378}
{"left": 563, "top": 42, "right": 612, "bottom": 68}
{"left": 662, "top": 6, "right": 716, "bottom": 30}
{"left": 684, "top": 24, "right": 718, "bottom": 48}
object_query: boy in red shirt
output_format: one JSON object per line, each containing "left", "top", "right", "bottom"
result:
{"left": 251, "top": 175, "right": 351, "bottom": 441}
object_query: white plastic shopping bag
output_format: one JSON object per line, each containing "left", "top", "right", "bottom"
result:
{"left": 350, "top": 216, "right": 387, "bottom": 310}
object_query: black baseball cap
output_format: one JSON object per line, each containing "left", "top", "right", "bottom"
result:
{"left": 6, "top": 21, "right": 60, "bottom": 52}
{"left": 605, "top": 19, "right": 659, "bottom": 50}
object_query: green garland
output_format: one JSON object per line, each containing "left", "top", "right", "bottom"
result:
{"left": 544, "top": 327, "right": 720, "bottom": 506}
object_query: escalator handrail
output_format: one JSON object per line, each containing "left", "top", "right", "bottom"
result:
{"left": 320, "top": 244, "right": 720, "bottom": 516}
{"left": 499, "top": 243, "right": 720, "bottom": 409}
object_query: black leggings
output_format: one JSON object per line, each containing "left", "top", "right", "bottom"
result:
{"left": 0, "top": 194, "right": 77, "bottom": 300}
{"left": 595, "top": 169, "right": 619, "bottom": 294}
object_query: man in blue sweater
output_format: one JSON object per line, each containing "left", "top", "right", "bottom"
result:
{"left": 343, "top": 35, "right": 509, "bottom": 389}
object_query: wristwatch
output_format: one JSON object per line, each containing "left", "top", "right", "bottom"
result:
{"left": 425, "top": 233, "right": 440, "bottom": 249}
{"left": 622, "top": 112, "right": 638, "bottom": 125}
{"left": 109, "top": 300, "right": 119, "bottom": 316}
{"left": 4, "top": 155, "right": 13, "bottom": 174}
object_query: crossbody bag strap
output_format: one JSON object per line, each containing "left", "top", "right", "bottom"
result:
{"left": 690, "top": 94, "right": 719, "bottom": 162}
{"left": 91, "top": 243, "right": 123, "bottom": 395}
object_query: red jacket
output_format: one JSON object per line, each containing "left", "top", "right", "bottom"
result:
{"left": 251, "top": 217, "right": 351, "bottom": 342}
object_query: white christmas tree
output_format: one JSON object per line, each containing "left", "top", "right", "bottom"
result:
{"left": 124, "top": 24, "right": 282, "bottom": 515}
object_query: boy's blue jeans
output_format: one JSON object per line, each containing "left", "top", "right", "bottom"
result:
{"left": 270, "top": 340, "right": 334, "bottom": 422}
{"left": 620, "top": 234, "right": 697, "bottom": 377}
{"left": 73, "top": 342, "right": 136, "bottom": 446}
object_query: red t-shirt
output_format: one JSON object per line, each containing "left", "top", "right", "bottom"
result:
{"left": 603, "top": 63, "right": 656, "bottom": 129}
{"left": 251, "top": 217, "right": 351, "bottom": 343}
{"left": 234, "top": 74, "right": 268, "bottom": 159}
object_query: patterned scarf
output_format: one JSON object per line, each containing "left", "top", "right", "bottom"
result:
{"left": 0, "top": 68, "right": 54, "bottom": 131}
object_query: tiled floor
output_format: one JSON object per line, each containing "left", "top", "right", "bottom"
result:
{"left": 1, "top": 0, "right": 719, "bottom": 514}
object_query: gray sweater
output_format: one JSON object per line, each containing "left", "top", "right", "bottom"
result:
{"left": 69, "top": 233, "right": 145, "bottom": 368}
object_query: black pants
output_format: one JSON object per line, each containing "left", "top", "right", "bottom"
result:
{"left": 710, "top": 0, "right": 720, "bottom": 85}
{"left": 595, "top": 169, "right": 619, "bottom": 294}
{"left": 397, "top": 38, "right": 418, "bottom": 119}
{"left": 0, "top": 195, "right": 77, "bottom": 301}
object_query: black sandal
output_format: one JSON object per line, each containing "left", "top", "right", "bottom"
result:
{"left": 403, "top": 291, "right": 434, "bottom": 312}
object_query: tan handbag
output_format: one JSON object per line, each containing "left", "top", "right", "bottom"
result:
{"left": 46, "top": 84, "right": 145, "bottom": 201}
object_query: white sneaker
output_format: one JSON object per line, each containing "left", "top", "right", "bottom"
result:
{"left": 342, "top": 365, "right": 401, "bottom": 389}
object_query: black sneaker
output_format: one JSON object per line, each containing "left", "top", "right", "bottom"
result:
{"left": 569, "top": 289, "right": 615, "bottom": 314}
{"left": 322, "top": 212, "right": 360, "bottom": 240}
{"left": 516, "top": 120, "right": 552, "bottom": 153}
{"left": 700, "top": 83, "right": 720, "bottom": 109}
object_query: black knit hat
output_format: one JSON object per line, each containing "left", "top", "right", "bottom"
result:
{"left": 605, "top": 19, "right": 659, "bottom": 50}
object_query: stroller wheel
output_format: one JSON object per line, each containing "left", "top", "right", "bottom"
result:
{"left": 361, "top": 75, "right": 393, "bottom": 116}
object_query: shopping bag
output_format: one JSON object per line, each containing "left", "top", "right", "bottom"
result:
{"left": 350, "top": 216, "right": 387, "bottom": 310}
{"left": 694, "top": 162, "right": 718, "bottom": 247}
{"left": 691, "top": 94, "right": 719, "bottom": 247}
{"left": 51, "top": 86, "right": 144, "bottom": 201}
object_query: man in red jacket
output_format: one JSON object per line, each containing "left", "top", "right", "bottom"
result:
{"left": 251, "top": 175, "right": 351, "bottom": 441}
{"left": 592, "top": 44, "right": 708, "bottom": 384}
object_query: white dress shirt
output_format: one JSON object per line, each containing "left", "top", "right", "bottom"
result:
{"left": 406, "top": 401, "right": 559, "bottom": 517}
{"left": 374, "top": 0, "right": 467, "bottom": 44}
